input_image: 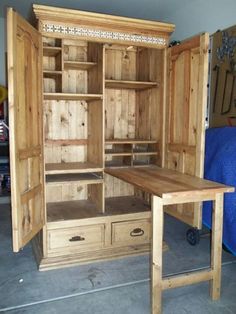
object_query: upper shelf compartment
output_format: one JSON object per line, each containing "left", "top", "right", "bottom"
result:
{"left": 105, "top": 80, "right": 158, "bottom": 90}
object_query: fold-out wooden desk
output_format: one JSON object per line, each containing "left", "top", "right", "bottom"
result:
{"left": 105, "top": 166, "right": 234, "bottom": 314}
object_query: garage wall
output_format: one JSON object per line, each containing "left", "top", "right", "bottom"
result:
{"left": 160, "top": 0, "right": 236, "bottom": 41}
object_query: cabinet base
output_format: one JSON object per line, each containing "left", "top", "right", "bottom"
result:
{"left": 32, "top": 239, "right": 168, "bottom": 271}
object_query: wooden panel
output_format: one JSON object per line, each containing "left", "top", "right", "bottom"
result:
{"left": 44, "top": 100, "right": 88, "bottom": 164}
{"left": 165, "top": 34, "right": 209, "bottom": 228}
{"left": 7, "top": 9, "right": 45, "bottom": 252}
{"left": 112, "top": 219, "right": 151, "bottom": 246}
{"left": 87, "top": 42, "right": 103, "bottom": 94}
{"left": 104, "top": 173, "right": 134, "bottom": 198}
{"left": 209, "top": 25, "right": 236, "bottom": 127}
{"left": 87, "top": 100, "right": 103, "bottom": 167}
{"left": 46, "top": 183, "right": 88, "bottom": 203}
{"left": 105, "top": 45, "right": 137, "bottom": 81}
{"left": 47, "top": 224, "right": 105, "bottom": 255}
{"left": 105, "top": 89, "right": 136, "bottom": 140}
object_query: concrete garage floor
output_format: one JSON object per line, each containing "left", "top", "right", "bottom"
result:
{"left": 0, "top": 204, "right": 236, "bottom": 314}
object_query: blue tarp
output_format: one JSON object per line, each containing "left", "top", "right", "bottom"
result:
{"left": 203, "top": 127, "right": 236, "bottom": 255}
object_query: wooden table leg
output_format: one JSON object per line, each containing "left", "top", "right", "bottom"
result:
{"left": 151, "top": 195, "right": 163, "bottom": 314}
{"left": 210, "top": 193, "right": 224, "bottom": 300}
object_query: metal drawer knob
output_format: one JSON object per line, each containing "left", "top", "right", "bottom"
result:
{"left": 69, "top": 235, "right": 85, "bottom": 242}
{"left": 130, "top": 228, "right": 144, "bottom": 237}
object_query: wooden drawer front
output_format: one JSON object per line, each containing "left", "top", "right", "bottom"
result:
{"left": 48, "top": 224, "right": 105, "bottom": 254}
{"left": 112, "top": 219, "right": 150, "bottom": 246}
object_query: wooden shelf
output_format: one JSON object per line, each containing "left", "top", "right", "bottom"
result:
{"left": 43, "top": 46, "right": 62, "bottom": 56}
{"left": 43, "top": 71, "right": 62, "bottom": 77}
{"left": 47, "top": 196, "right": 150, "bottom": 222}
{"left": 46, "top": 173, "right": 103, "bottom": 186}
{"left": 64, "top": 61, "right": 97, "bottom": 70}
{"left": 47, "top": 199, "right": 100, "bottom": 222}
{"left": 105, "top": 150, "right": 132, "bottom": 157}
{"left": 105, "top": 139, "right": 157, "bottom": 145}
{"left": 45, "top": 162, "right": 103, "bottom": 175}
{"left": 105, "top": 79, "right": 158, "bottom": 90}
{"left": 44, "top": 93, "right": 103, "bottom": 101}
{"left": 133, "top": 151, "right": 157, "bottom": 156}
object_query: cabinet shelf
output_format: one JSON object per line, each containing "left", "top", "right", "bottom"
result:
{"left": 44, "top": 93, "right": 103, "bottom": 101}
{"left": 133, "top": 151, "right": 157, "bottom": 156}
{"left": 105, "top": 139, "right": 157, "bottom": 145}
{"left": 64, "top": 61, "right": 97, "bottom": 70}
{"left": 47, "top": 196, "right": 150, "bottom": 223}
{"left": 105, "top": 151, "right": 132, "bottom": 157}
{"left": 105, "top": 79, "right": 158, "bottom": 90}
{"left": 43, "top": 71, "right": 62, "bottom": 77}
{"left": 46, "top": 173, "right": 103, "bottom": 186}
{"left": 43, "top": 46, "right": 62, "bottom": 56}
{"left": 45, "top": 162, "right": 103, "bottom": 175}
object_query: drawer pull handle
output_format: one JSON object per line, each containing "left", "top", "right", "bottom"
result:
{"left": 130, "top": 228, "right": 144, "bottom": 237}
{"left": 69, "top": 236, "right": 85, "bottom": 242}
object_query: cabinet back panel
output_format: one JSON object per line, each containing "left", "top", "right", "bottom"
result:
{"left": 44, "top": 100, "right": 88, "bottom": 140}
{"left": 63, "top": 40, "right": 87, "bottom": 61}
{"left": 105, "top": 46, "right": 136, "bottom": 81}
{"left": 105, "top": 89, "right": 136, "bottom": 139}
{"left": 62, "top": 70, "right": 87, "bottom": 93}
{"left": 105, "top": 174, "right": 134, "bottom": 198}
{"left": 46, "top": 184, "right": 88, "bottom": 202}
{"left": 44, "top": 100, "right": 87, "bottom": 163}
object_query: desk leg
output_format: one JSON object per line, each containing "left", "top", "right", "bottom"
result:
{"left": 151, "top": 195, "right": 163, "bottom": 314}
{"left": 210, "top": 193, "right": 224, "bottom": 300}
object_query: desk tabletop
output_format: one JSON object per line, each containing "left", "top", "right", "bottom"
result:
{"left": 105, "top": 166, "right": 234, "bottom": 199}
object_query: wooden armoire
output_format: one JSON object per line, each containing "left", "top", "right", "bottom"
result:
{"left": 7, "top": 5, "right": 209, "bottom": 270}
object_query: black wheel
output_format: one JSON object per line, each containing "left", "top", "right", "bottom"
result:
{"left": 186, "top": 228, "right": 200, "bottom": 246}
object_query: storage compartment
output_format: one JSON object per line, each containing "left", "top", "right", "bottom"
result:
{"left": 47, "top": 224, "right": 105, "bottom": 255}
{"left": 112, "top": 219, "right": 151, "bottom": 246}
{"left": 104, "top": 44, "right": 164, "bottom": 167}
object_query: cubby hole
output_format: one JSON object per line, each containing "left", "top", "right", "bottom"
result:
{"left": 44, "top": 99, "right": 103, "bottom": 174}
{"left": 46, "top": 180, "right": 104, "bottom": 222}
{"left": 105, "top": 174, "right": 150, "bottom": 214}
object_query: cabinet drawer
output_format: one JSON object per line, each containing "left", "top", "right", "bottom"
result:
{"left": 48, "top": 224, "right": 105, "bottom": 254}
{"left": 112, "top": 219, "right": 150, "bottom": 246}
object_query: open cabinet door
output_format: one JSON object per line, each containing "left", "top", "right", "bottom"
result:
{"left": 7, "top": 8, "right": 45, "bottom": 252}
{"left": 165, "top": 33, "right": 209, "bottom": 228}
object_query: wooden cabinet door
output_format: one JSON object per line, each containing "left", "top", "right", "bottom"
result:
{"left": 7, "top": 9, "right": 45, "bottom": 252}
{"left": 165, "top": 34, "right": 209, "bottom": 228}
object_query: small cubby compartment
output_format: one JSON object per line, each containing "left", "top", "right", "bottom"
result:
{"left": 46, "top": 174, "right": 104, "bottom": 223}
{"left": 62, "top": 39, "right": 103, "bottom": 95}
{"left": 43, "top": 37, "right": 62, "bottom": 93}
{"left": 105, "top": 174, "right": 151, "bottom": 216}
{"left": 105, "top": 140, "right": 158, "bottom": 167}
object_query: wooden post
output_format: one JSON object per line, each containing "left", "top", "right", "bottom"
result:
{"left": 210, "top": 193, "right": 224, "bottom": 300}
{"left": 151, "top": 195, "right": 163, "bottom": 314}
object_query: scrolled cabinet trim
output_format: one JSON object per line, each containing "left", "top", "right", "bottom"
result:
{"left": 42, "top": 23, "right": 167, "bottom": 46}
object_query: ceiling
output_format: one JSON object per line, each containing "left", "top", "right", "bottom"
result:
{"left": 0, "top": 0, "right": 196, "bottom": 21}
